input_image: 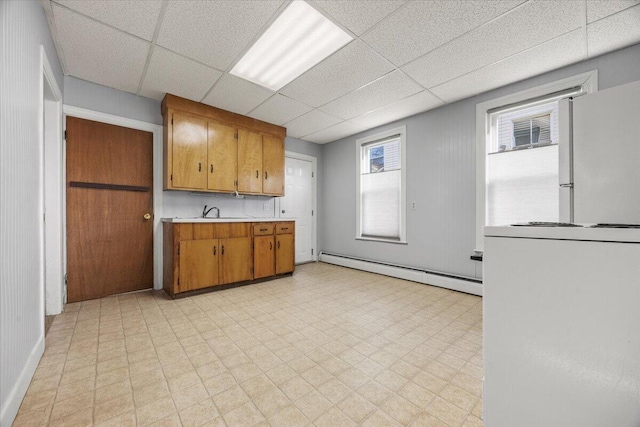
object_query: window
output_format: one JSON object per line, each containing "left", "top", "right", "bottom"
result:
{"left": 475, "top": 71, "right": 598, "bottom": 251}
{"left": 356, "top": 126, "right": 406, "bottom": 243}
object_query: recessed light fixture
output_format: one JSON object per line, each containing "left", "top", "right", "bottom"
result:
{"left": 230, "top": 0, "right": 353, "bottom": 91}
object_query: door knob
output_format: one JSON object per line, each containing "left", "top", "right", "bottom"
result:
{"left": 281, "top": 210, "right": 285, "bottom": 214}
{"left": 143, "top": 213, "right": 151, "bottom": 220}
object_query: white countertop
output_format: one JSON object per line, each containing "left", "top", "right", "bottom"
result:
{"left": 162, "top": 217, "right": 293, "bottom": 223}
{"left": 484, "top": 225, "right": 640, "bottom": 243}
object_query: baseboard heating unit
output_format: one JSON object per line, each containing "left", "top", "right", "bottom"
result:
{"left": 319, "top": 252, "right": 483, "bottom": 296}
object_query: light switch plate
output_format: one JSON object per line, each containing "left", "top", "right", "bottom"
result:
{"left": 411, "top": 201, "right": 417, "bottom": 210}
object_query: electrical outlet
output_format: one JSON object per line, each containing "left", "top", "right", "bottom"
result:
{"left": 263, "top": 203, "right": 270, "bottom": 211}
{"left": 411, "top": 201, "right": 417, "bottom": 210}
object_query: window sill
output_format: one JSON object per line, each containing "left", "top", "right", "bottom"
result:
{"left": 356, "top": 236, "right": 408, "bottom": 245}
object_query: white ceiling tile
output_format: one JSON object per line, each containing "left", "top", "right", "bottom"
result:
{"left": 311, "top": 0, "right": 407, "bottom": 35}
{"left": 202, "top": 74, "right": 274, "bottom": 116}
{"left": 52, "top": 4, "right": 149, "bottom": 94}
{"left": 362, "top": 0, "right": 524, "bottom": 66}
{"left": 430, "top": 29, "right": 586, "bottom": 103}
{"left": 280, "top": 41, "right": 395, "bottom": 107}
{"left": 587, "top": 0, "right": 640, "bottom": 23}
{"left": 303, "top": 121, "right": 367, "bottom": 144}
{"left": 248, "top": 94, "right": 313, "bottom": 126}
{"left": 53, "top": 0, "right": 163, "bottom": 41}
{"left": 157, "top": 0, "right": 284, "bottom": 70}
{"left": 588, "top": 4, "right": 640, "bottom": 57}
{"left": 350, "top": 91, "right": 443, "bottom": 128}
{"left": 284, "top": 109, "right": 342, "bottom": 138}
{"left": 403, "top": 0, "right": 582, "bottom": 89}
{"left": 319, "top": 70, "right": 422, "bottom": 120}
{"left": 140, "top": 47, "right": 222, "bottom": 101}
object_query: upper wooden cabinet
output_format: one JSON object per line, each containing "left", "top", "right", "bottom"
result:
{"left": 163, "top": 94, "right": 286, "bottom": 196}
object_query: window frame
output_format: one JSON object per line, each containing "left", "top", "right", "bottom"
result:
{"left": 356, "top": 126, "right": 407, "bottom": 244}
{"left": 475, "top": 71, "right": 598, "bottom": 252}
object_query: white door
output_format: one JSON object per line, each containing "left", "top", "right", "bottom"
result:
{"left": 280, "top": 157, "right": 313, "bottom": 264}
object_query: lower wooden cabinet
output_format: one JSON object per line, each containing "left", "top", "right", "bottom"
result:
{"left": 276, "top": 234, "right": 295, "bottom": 274}
{"left": 163, "top": 221, "right": 294, "bottom": 297}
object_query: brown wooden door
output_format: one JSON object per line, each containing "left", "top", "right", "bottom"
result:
{"left": 66, "top": 116, "right": 154, "bottom": 302}
{"left": 208, "top": 122, "right": 237, "bottom": 192}
{"left": 263, "top": 135, "right": 284, "bottom": 195}
{"left": 172, "top": 112, "right": 207, "bottom": 189}
{"left": 237, "top": 129, "right": 262, "bottom": 193}
{"left": 220, "top": 237, "right": 252, "bottom": 284}
{"left": 276, "top": 234, "right": 295, "bottom": 274}
{"left": 179, "top": 239, "right": 219, "bottom": 292}
{"left": 253, "top": 236, "right": 275, "bottom": 279}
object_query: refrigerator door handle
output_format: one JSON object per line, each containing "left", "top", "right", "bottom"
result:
{"left": 560, "top": 183, "right": 573, "bottom": 188}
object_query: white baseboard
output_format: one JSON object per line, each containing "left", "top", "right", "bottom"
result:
{"left": 319, "top": 253, "right": 483, "bottom": 296}
{"left": 0, "top": 334, "right": 44, "bottom": 427}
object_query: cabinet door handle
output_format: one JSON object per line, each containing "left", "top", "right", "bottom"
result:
{"left": 277, "top": 240, "right": 280, "bottom": 249}
{"left": 256, "top": 170, "right": 259, "bottom": 179}
{"left": 265, "top": 171, "right": 268, "bottom": 180}
{"left": 221, "top": 245, "right": 225, "bottom": 255}
{"left": 210, "top": 164, "right": 213, "bottom": 173}
{"left": 198, "top": 162, "right": 202, "bottom": 172}
{"left": 281, "top": 227, "right": 288, "bottom": 231}
{"left": 260, "top": 228, "right": 268, "bottom": 232}
{"left": 269, "top": 241, "right": 272, "bottom": 250}
{"left": 213, "top": 246, "right": 216, "bottom": 256}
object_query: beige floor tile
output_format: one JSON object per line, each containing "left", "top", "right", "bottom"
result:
{"left": 281, "top": 376, "right": 314, "bottom": 401}
{"left": 265, "top": 364, "right": 297, "bottom": 386}
{"left": 49, "top": 391, "right": 93, "bottom": 420}
{"left": 222, "top": 401, "right": 265, "bottom": 427}
{"left": 337, "top": 392, "right": 377, "bottom": 423}
{"left": 424, "top": 396, "right": 468, "bottom": 427}
{"left": 203, "top": 371, "right": 237, "bottom": 396}
{"left": 361, "top": 409, "right": 403, "bottom": 427}
{"left": 95, "top": 410, "right": 137, "bottom": 427}
{"left": 317, "top": 378, "right": 351, "bottom": 404}
{"left": 12, "top": 406, "right": 52, "bottom": 427}
{"left": 48, "top": 407, "right": 93, "bottom": 427}
{"left": 136, "top": 396, "right": 177, "bottom": 426}
{"left": 268, "top": 405, "right": 310, "bottom": 427}
{"left": 94, "top": 378, "right": 131, "bottom": 404}
{"left": 293, "top": 389, "right": 332, "bottom": 422}
{"left": 410, "top": 411, "right": 450, "bottom": 427}
{"left": 212, "top": 384, "right": 250, "bottom": 414}
{"left": 399, "top": 381, "right": 435, "bottom": 408}
{"left": 462, "top": 415, "right": 484, "bottom": 427}
{"left": 93, "top": 392, "right": 135, "bottom": 424}
{"left": 439, "top": 383, "right": 476, "bottom": 412}
{"left": 380, "top": 394, "right": 422, "bottom": 425}
{"left": 357, "top": 381, "right": 393, "bottom": 406}
{"left": 172, "top": 381, "right": 210, "bottom": 411}
{"left": 179, "top": 398, "right": 220, "bottom": 427}
{"left": 313, "top": 406, "right": 357, "bottom": 427}
{"left": 134, "top": 380, "right": 171, "bottom": 407}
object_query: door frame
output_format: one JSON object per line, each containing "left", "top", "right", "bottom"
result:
{"left": 62, "top": 106, "right": 164, "bottom": 294}
{"left": 40, "top": 46, "right": 63, "bottom": 316}
{"left": 276, "top": 151, "right": 318, "bottom": 262}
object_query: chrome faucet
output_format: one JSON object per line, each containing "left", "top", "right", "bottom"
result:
{"left": 203, "top": 205, "right": 220, "bottom": 218}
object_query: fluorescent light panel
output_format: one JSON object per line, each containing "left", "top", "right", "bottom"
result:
{"left": 230, "top": 1, "right": 352, "bottom": 91}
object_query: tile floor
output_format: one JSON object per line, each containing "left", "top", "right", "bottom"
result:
{"left": 14, "top": 262, "right": 484, "bottom": 427}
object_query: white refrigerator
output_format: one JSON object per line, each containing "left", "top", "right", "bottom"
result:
{"left": 558, "top": 80, "right": 640, "bottom": 223}
{"left": 484, "top": 225, "right": 640, "bottom": 427}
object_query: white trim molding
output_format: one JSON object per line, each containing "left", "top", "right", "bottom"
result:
{"left": 41, "top": 45, "right": 64, "bottom": 315}
{"left": 62, "top": 105, "right": 164, "bottom": 290}
{"left": 279, "top": 151, "right": 319, "bottom": 262}
{"left": 319, "top": 253, "right": 482, "bottom": 296}
{"left": 0, "top": 335, "right": 44, "bottom": 427}
{"left": 475, "top": 70, "right": 598, "bottom": 251}
{"left": 355, "top": 125, "right": 407, "bottom": 244}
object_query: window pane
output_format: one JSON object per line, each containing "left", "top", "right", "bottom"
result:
{"left": 492, "top": 101, "right": 557, "bottom": 153}
{"left": 361, "top": 169, "right": 400, "bottom": 239}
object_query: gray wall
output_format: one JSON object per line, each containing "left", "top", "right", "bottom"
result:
{"left": 320, "top": 43, "right": 640, "bottom": 280}
{"left": 0, "top": 1, "right": 64, "bottom": 425}
{"left": 64, "top": 76, "right": 162, "bottom": 125}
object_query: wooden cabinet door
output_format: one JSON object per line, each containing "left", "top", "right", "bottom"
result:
{"left": 179, "top": 239, "right": 219, "bottom": 292}
{"left": 237, "top": 129, "right": 263, "bottom": 193}
{"left": 254, "top": 236, "right": 275, "bottom": 279}
{"left": 208, "top": 122, "right": 237, "bottom": 192}
{"left": 263, "top": 135, "right": 284, "bottom": 196}
{"left": 220, "top": 237, "right": 252, "bottom": 284}
{"left": 172, "top": 112, "right": 207, "bottom": 189}
{"left": 276, "top": 234, "right": 295, "bottom": 274}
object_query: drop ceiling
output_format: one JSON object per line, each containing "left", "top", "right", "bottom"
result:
{"left": 42, "top": 0, "right": 640, "bottom": 144}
